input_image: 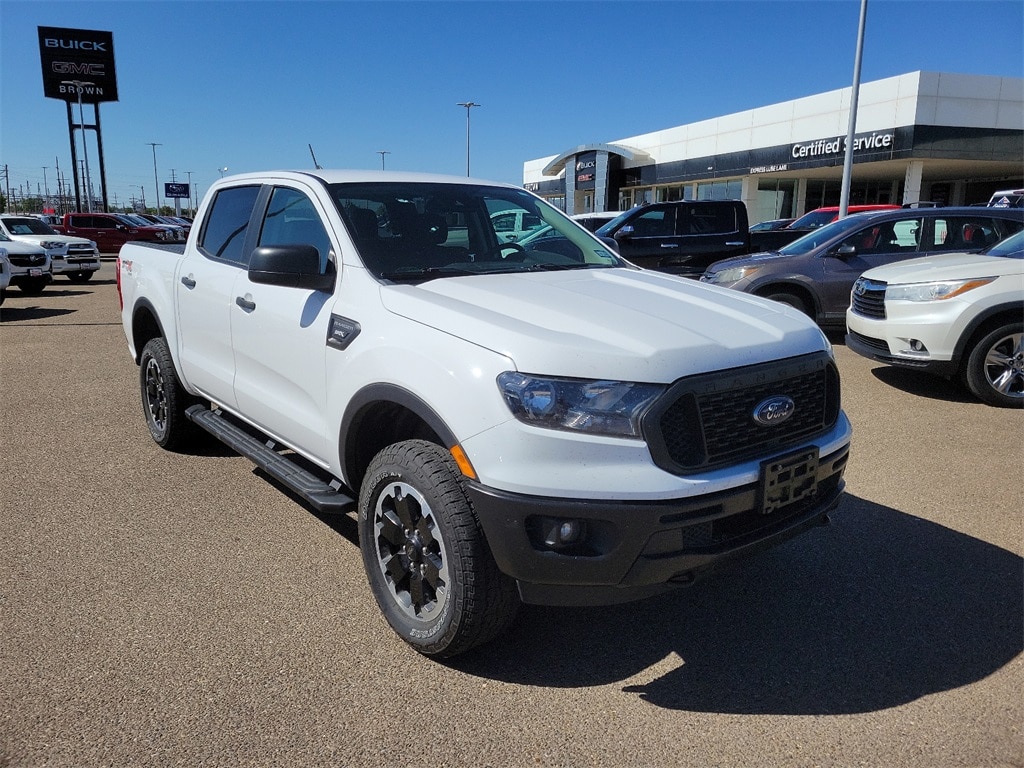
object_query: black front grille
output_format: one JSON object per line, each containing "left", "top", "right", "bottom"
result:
{"left": 851, "top": 278, "right": 887, "bottom": 319}
{"left": 644, "top": 353, "right": 840, "bottom": 474}
{"left": 7, "top": 253, "right": 46, "bottom": 267}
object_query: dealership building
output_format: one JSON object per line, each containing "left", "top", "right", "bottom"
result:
{"left": 522, "top": 71, "right": 1023, "bottom": 224}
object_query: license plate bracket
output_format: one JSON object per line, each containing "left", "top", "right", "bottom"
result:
{"left": 759, "top": 448, "right": 819, "bottom": 515}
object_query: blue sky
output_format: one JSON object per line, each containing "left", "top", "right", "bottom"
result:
{"left": 2, "top": 0, "right": 1022, "bottom": 211}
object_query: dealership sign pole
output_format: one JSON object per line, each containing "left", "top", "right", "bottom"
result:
{"left": 38, "top": 27, "right": 119, "bottom": 213}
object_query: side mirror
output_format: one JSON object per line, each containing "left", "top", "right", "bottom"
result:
{"left": 615, "top": 225, "right": 635, "bottom": 240}
{"left": 599, "top": 235, "right": 620, "bottom": 253}
{"left": 249, "top": 244, "right": 334, "bottom": 291}
{"left": 834, "top": 243, "right": 857, "bottom": 259}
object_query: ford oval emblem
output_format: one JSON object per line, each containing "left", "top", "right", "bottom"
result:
{"left": 753, "top": 396, "right": 796, "bottom": 426}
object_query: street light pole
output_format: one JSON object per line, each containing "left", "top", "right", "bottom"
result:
{"left": 147, "top": 142, "right": 162, "bottom": 214}
{"left": 62, "top": 80, "right": 94, "bottom": 212}
{"left": 839, "top": 0, "right": 869, "bottom": 219}
{"left": 377, "top": 150, "right": 391, "bottom": 170}
{"left": 456, "top": 102, "right": 480, "bottom": 177}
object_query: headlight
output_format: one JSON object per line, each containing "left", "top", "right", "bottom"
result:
{"left": 497, "top": 372, "right": 664, "bottom": 439}
{"left": 702, "top": 265, "right": 760, "bottom": 285}
{"left": 886, "top": 277, "right": 996, "bottom": 302}
{"left": 40, "top": 241, "right": 64, "bottom": 250}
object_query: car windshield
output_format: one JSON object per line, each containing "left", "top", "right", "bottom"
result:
{"left": 119, "top": 215, "right": 152, "bottom": 227}
{"left": 982, "top": 230, "right": 1024, "bottom": 259}
{"left": 595, "top": 210, "right": 637, "bottom": 236}
{"left": 787, "top": 210, "right": 837, "bottom": 229}
{"left": 3, "top": 218, "right": 57, "bottom": 235}
{"left": 328, "top": 182, "right": 624, "bottom": 282}
{"left": 776, "top": 214, "right": 873, "bottom": 255}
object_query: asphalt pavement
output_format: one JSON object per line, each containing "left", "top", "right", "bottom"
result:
{"left": 2, "top": 261, "right": 1021, "bottom": 767}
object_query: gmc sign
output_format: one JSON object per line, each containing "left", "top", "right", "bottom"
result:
{"left": 38, "top": 26, "right": 119, "bottom": 103}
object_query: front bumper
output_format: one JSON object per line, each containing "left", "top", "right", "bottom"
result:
{"left": 845, "top": 307, "right": 964, "bottom": 378}
{"left": 468, "top": 442, "right": 849, "bottom": 606}
{"left": 52, "top": 257, "right": 101, "bottom": 275}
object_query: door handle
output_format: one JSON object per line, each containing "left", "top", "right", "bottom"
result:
{"left": 180, "top": 275, "right": 196, "bottom": 289}
{"left": 235, "top": 296, "right": 256, "bottom": 312}
{"left": 725, "top": 241, "right": 745, "bottom": 246}
{"left": 660, "top": 243, "right": 679, "bottom": 248}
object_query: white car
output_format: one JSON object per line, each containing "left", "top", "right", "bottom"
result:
{"left": 0, "top": 249, "right": 11, "bottom": 305}
{"left": 489, "top": 208, "right": 545, "bottom": 243}
{"left": 847, "top": 230, "right": 1024, "bottom": 407}
{"left": 0, "top": 230, "right": 51, "bottom": 294}
{"left": 0, "top": 215, "right": 101, "bottom": 282}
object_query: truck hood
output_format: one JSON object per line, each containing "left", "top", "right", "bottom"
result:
{"left": 861, "top": 252, "right": 1024, "bottom": 282}
{"left": 10, "top": 234, "right": 95, "bottom": 247}
{"left": 380, "top": 267, "right": 828, "bottom": 381}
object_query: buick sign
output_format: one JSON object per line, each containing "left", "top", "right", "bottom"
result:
{"left": 753, "top": 395, "right": 796, "bottom": 426}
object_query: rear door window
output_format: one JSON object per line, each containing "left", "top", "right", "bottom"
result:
{"left": 198, "top": 185, "right": 261, "bottom": 264}
{"left": 680, "top": 204, "right": 740, "bottom": 235}
{"left": 929, "top": 216, "right": 1006, "bottom": 250}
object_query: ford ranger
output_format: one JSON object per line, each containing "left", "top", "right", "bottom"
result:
{"left": 118, "top": 170, "right": 852, "bottom": 658}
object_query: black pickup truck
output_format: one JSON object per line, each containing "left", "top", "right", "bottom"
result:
{"left": 595, "top": 200, "right": 750, "bottom": 278}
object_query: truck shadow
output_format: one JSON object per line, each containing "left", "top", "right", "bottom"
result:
{"left": 0, "top": 305, "right": 77, "bottom": 322}
{"left": 452, "top": 493, "right": 1022, "bottom": 715}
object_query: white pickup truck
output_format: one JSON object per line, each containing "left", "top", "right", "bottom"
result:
{"left": 118, "top": 170, "right": 852, "bottom": 658}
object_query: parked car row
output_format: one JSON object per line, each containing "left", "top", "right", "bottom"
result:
{"left": 55, "top": 212, "right": 185, "bottom": 251}
{"left": 0, "top": 215, "right": 101, "bottom": 282}
{"left": 696, "top": 206, "right": 1023, "bottom": 407}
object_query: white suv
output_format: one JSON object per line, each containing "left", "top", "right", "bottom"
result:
{"left": 0, "top": 249, "right": 11, "bottom": 305}
{"left": 0, "top": 215, "right": 101, "bottom": 282}
{"left": 847, "top": 230, "right": 1024, "bottom": 407}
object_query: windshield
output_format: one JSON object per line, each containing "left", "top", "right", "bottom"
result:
{"left": 983, "top": 230, "right": 1024, "bottom": 259}
{"left": 328, "top": 182, "right": 624, "bottom": 282}
{"left": 595, "top": 209, "right": 637, "bottom": 236}
{"left": 776, "top": 215, "right": 873, "bottom": 255}
{"left": 119, "top": 214, "right": 153, "bottom": 227}
{"left": 3, "top": 218, "right": 57, "bottom": 235}
{"left": 787, "top": 210, "right": 838, "bottom": 230}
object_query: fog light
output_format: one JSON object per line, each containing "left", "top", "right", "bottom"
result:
{"left": 898, "top": 338, "right": 929, "bottom": 356}
{"left": 540, "top": 517, "right": 586, "bottom": 549}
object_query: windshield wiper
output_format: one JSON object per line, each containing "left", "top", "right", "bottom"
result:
{"left": 378, "top": 265, "right": 479, "bottom": 282}
{"left": 519, "top": 262, "right": 597, "bottom": 272}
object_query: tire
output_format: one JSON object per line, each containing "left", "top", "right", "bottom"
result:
{"left": 68, "top": 272, "right": 94, "bottom": 283}
{"left": 762, "top": 291, "right": 810, "bottom": 317}
{"left": 139, "top": 337, "right": 203, "bottom": 449}
{"left": 17, "top": 277, "right": 48, "bottom": 295}
{"left": 358, "top": 440, "right": 519, "bottom": 658}
{"left": 964, "top": 323, "right": 1024, "bottom": 408}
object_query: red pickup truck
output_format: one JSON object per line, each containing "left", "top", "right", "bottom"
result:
{"left": 58, "top": 212, "right": 178, "bottom": 252}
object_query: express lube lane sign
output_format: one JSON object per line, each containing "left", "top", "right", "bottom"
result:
{"left": 38, "top": 26, "right": 119, "bottom": 103}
